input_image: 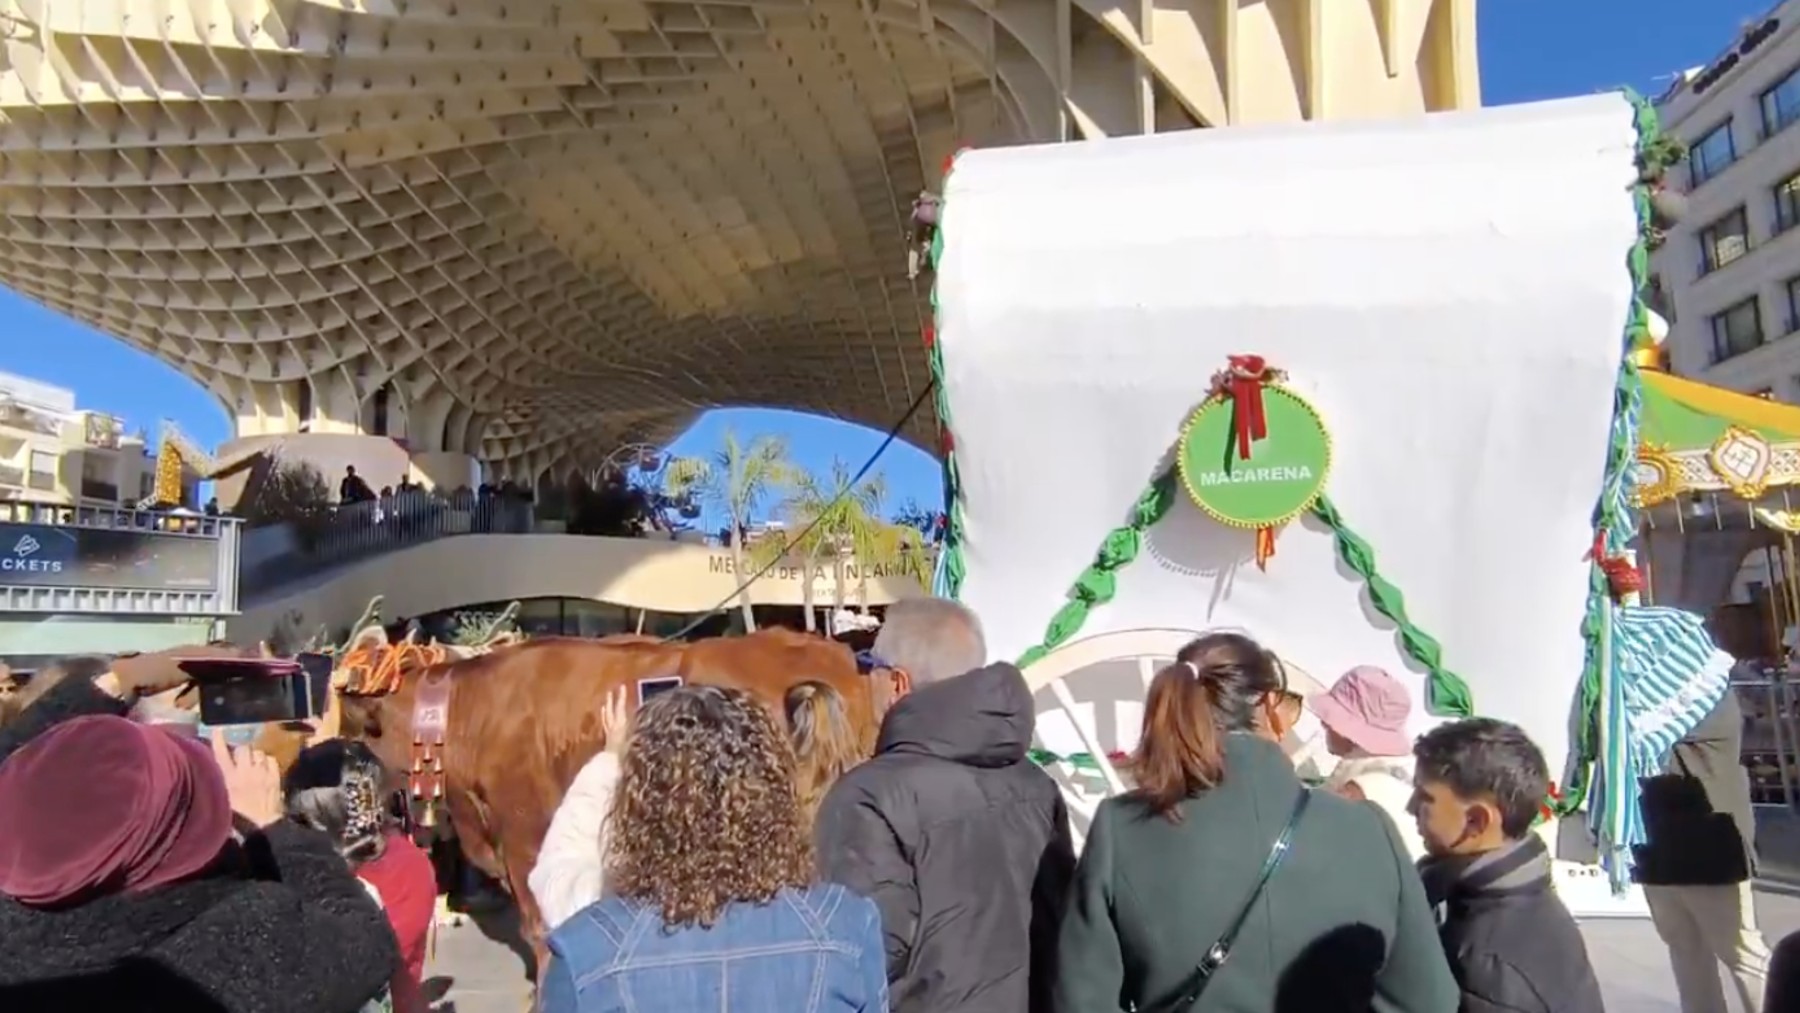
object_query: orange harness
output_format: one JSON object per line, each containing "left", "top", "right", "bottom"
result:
{"left": 337, "top": 641, "right": 448, "bottom": 696}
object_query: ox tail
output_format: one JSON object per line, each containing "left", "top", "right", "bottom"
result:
{"left": 782, "top": 681, "right": 862, "bottom": 825}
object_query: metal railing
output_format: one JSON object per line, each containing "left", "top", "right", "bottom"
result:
{"left": 1734, "top": 666, "right": 1800, "bottom": 810}
{"left": 239, "top": 495, "right": 536, "bottom": 597}
{"left": 0, "top": 501, "right": 242, "bottom": 616}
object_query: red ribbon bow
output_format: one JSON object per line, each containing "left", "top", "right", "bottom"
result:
{"left": 1590, "top": 534, "right": 1643, "bottom": 600}
{"left": 1226, "top": 355, "right": 1270, "bottom": 460}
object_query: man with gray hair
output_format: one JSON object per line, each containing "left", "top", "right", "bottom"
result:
{"left": 860, "top": 597, "right": 989, "bottom": 712}
{"left": 815, "top": 596, "right": 1074, "bottom": 1013}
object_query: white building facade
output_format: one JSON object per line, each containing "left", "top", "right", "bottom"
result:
{"left": 0, "top": 371, "right": 168, "bottom": 509}
{"left": 1654, "top": 5, "right": 1800, "bottom": 398}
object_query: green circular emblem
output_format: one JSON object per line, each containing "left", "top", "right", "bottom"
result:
{"left": 1177, "top": 387, "right": 1332, "bottom": 528}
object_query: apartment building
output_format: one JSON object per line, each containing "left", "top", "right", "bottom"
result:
{"left": 1654, "top": 5, "right": 1800, "bottom": 398}
{"left": 0, "top": 370, "right": 172, "bottom": 508}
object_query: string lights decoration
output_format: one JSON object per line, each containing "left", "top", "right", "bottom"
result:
{"left": 594, "top": 442, "right": 704, "bottom": 533}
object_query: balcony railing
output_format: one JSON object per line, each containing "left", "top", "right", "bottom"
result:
{"left": 0, "top": 501, "right": 242, "bottom": 615}
{"left": 239, "top": 495, "right": 537, "bottom": 598}
{"left": 82, "top": 413, "right": 123, "bottom": 450}
{"left": 80, "top": 478, "right": 120, "bottom": 503}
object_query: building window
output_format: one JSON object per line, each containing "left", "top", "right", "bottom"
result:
{"left": 1787, "top": 276, "right": 1800, "bottom": 333}
{"left": 1765, "top": 67, "right": 1800, "bottom": 137}
{"left": 27, "top": 450, "right": 54, "bottom": 491}
{"left": 1778, "top": 172, "right": 1800, "bottom": 234}
{"left": 372, "top": 383, "right": 391, "bottom": 437}
{"left": 1690, "top": 120, "right": 1738, "bottom": 186}
{"left": 1710, "top": 297, "right": 1766, "bottom": 363}
{"left": 1699, "top": 207, "right": 1751, "bottom": 274}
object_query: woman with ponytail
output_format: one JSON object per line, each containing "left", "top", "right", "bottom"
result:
{"left": 285, "top": 739, "right": 436, "bottom": 1013}
{"left": 783, "top": 680, "right": 862, "bottom": 824}
{"left": 1053, "top": 632, "right": 1456, "bottom": 1013}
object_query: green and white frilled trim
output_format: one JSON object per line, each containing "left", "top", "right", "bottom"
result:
{"left": 928, "top": 158, "right": 968, "bottom": 602}
{"left": 1557, "top": 89, "right": 1667, "bottom": 825}
{"left": 1564, "top": 91, "right": 1733, "bottom": 895}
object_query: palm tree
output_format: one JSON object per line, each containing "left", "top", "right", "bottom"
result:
{"left": 664, "top": 431, "right": 799, "bottom": 632}
{"left": 786, "top": 458, "right": 899, "bottom": 631}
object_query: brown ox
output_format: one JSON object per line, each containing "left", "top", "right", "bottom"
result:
{"left": 332, "top": 627, "right": 877, "bottom": 984}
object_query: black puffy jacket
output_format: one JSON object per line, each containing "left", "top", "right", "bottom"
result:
{"left": 1420, "top": 835, "right": 1604, "bottom": 1013}
{"left": 814, "top": 662, "right": 1075, "bottom": 1013}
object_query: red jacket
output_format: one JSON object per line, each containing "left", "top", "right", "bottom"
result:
{"left": 357, "top": 832, "right": 436, "bottom": 1013}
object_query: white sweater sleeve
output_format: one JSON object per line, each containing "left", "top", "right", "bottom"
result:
{"left": 529, "top": 750, "right": 621, "bottom": 932}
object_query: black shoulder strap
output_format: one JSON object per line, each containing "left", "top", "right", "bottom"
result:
{"left": 1139, "top": 788, "right": 1313, "bottom": 1013}
{"left": 1211, "top": 788, "right": 1311, "bottom": 963}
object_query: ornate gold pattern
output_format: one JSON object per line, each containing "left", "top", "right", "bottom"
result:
{"left": 1632, "top": 443, "right": 1683, "bottom": 508}
{"left": 1707, "top": 426, "right": 1775, "bottom": 501}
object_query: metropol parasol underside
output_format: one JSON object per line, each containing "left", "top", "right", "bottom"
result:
{"left": 0, "top": 0, "right": 1478, "bottom": 488}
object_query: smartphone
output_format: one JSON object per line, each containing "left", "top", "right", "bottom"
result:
{"left": 637, "top": 676, "right": 683, "bottom": 705}
{"left": 294, "top": 652, "right": 334, "bottom": 720}
{"left": 179, "top": 658, "right": 303, "bottom": 726}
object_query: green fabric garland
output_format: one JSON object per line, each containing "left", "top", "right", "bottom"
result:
{"left": 1310, "top": 494, "right": 1474, "bottom": 718}
{"left": 1015, "top": 469, "right": 1179, "bottom": 668}
{"left": 1028, "top": 748, "right": 1115, "bottom": 772}
{"left": 927, "top": 191, "right": 967, "bottom": 601}
{"left": 1552, "top": 89, "right": 1676, "bottom": 820}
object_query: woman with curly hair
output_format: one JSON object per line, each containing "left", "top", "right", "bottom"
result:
{"left": 540, "top": 685, "right": 888, "bottom": 1013}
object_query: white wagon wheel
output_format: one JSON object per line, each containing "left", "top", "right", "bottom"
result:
{"left": 1021, "top": 628, "right": 1325, "bottom": 851}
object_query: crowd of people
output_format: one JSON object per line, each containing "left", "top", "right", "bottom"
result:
{"left": 0, "top": 597, "right": 1791, "bottom": 1012}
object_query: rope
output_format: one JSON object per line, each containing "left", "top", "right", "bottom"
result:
{"left": 660, "top": 382, "right": 937, "bottom": 642}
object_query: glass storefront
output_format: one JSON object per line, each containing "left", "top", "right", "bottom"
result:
{"left": 412, "top": 597, "right": 741, "bottom": 642}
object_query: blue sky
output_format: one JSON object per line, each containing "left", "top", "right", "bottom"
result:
{"left": 0, "top": 0, "right": 1769, "bottom": 520}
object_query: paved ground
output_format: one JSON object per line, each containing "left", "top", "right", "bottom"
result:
{"left": 424, "top": 813, "right": 1800, "bottom": 1012}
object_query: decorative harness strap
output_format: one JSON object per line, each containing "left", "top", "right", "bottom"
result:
{"left": 409, "top": 668, "right": 455, "bottom": 827}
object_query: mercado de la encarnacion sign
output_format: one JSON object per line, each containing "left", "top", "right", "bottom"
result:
{"left": 705, "top": 553, "right": 929, "bottom": 584}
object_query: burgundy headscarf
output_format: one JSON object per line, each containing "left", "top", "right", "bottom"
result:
{"left": 0, "top": 715, "right": 232, "bottom": 907}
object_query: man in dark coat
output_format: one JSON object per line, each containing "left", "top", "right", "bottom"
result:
{"left": 1413, "top": 718, "right": 1604, "bottom": 1013}
{"left": 1635, "top": 682, "right": 1772, "bottom": 1013}
{"left": 815, "top": 598, "right": 1075, "bottom": 1013}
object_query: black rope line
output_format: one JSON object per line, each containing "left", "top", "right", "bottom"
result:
{"left": 661, "top": 381, "right": 937, "bottom": 642}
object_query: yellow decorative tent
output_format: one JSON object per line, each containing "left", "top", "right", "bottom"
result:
{"left": 1635, "top": 371, "right": 1800, "bottom": 511}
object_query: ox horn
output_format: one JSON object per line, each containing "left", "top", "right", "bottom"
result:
{"left": 337, "top": 595, "right": 384, "bottom": 653}
{"left": 485, "top": 601, "right": 522, "bottom": 641}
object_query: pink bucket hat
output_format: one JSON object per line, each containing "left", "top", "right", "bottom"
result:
{"left": 1307, "top": 666, "right": 1412, "bottom": 757}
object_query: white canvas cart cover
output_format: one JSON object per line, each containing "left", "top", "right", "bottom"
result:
{"left": 933, "top": 94, "right": 1642, "bottom": 785}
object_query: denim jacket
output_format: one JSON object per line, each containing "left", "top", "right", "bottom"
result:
{"left": 541, "top": 883, "right": 890, "bottom": 1013}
